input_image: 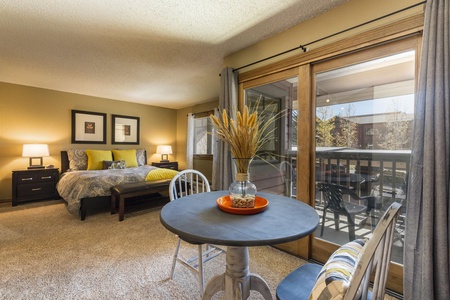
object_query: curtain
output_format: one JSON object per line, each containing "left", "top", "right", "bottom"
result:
{"left": 404, "top": 1, "right": 450, "bottom": 299}
{"left": 212, "top": 67, "right": 238, "bottom": 190}
{"left": 186, "top": 113, "right": 194, "bottom": 169}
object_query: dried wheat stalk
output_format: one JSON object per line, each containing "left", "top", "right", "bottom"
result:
{"left": 210, "top": 102, "right": 280, "bottom": 173}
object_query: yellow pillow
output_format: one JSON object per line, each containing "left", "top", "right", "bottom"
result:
{"left": 112, "top": 149, "right": 138, "bottom": 168}
{"left": 146, "top": 168, "right": 178, "bottom": 181}
{"left": 86, "top": 150, "right": 113, "bottom": 170}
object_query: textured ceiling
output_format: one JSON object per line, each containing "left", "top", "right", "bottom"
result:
{"left": 0, "top": 0, "right": 347, "bottom": 109}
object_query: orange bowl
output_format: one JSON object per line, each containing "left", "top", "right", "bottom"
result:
{"left": 216, "top": 195, "right": 269, "bottom": 215}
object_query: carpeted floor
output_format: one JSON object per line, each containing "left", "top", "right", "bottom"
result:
{"left": 0, "top": 200, "right": 309, "bottom": 300}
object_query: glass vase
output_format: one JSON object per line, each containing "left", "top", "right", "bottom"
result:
{"left": 229, "top": 158, "right": 257, "bottom": 208}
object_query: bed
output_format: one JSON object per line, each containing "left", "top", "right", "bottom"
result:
{"left": 57, "top": 149, "right": 172, "bottom": 220}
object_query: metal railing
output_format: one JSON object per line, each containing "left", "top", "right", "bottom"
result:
{"left": 314, "top": 148, "right": 411, "bottom": 201}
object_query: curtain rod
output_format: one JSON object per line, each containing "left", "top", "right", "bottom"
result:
{"left": 232, "top": 1, "right": 426, "bottom": 72}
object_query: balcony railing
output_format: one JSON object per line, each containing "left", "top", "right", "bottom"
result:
{"left": 315, "top": 147, "right": 411, "bottom": 200}
{"left": 311, "top": 147, "right": 410, "bottom": 264}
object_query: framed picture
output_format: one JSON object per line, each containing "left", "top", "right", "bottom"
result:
{"left": 71, "top": 110, "right": 107, "bottom": 144}
{"left": 112, "top": 114, "right": 140, "bottom": 145}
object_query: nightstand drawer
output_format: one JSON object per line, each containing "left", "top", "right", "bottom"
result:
{"left": 36, "top": 173, "right": 57, "bottom": 182}
{"left": 17, "top": 182, "right": 55, "bottom": 197}
{"left": 16, "top": 173, "right": 36, "bottom": 182}
{"left": 16, "top": 172, "right": 57, "bottom": 183}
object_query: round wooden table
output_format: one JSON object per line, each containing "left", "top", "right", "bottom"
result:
{"left": 160, "top": 190, "right": 319, "bottom": 300}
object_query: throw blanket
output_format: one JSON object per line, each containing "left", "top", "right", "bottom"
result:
{"left": 57, "top": 166, "right": 157, "bottom": 216}
{"left": 145, "top": 168, "right": 178, "bottom": 181}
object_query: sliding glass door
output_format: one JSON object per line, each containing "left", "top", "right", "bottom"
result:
{"left": 243, "top": 73, "right": 298, "bottom": 199}
{"left": 239, "top": 35, "right": 421, "bottom": 294}
{"left": 311, "top": 37, "right": 420, "bottom": 294}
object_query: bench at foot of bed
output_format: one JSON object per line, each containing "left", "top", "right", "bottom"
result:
{"left": 110, "top": 179, "right": 171, "bottom": 221}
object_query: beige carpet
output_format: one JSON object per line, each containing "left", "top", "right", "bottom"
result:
{"left": 0, "top": 200, "right": 309, "bottom": 300}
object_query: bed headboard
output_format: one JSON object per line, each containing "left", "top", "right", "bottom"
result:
{"left": 60, "top": 150, "right": 148, "bottom": 174}
{"left": 61, "top": 151, "right": 70, "bottom": 174}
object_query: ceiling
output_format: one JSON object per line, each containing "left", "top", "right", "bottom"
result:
{"left": 0, "top": 0, "right": 348, "bottom": 109}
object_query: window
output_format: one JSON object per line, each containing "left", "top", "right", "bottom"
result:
{"left": 193, "top": 111, "right": 214, "bottom": 156}
{"left": 365, "top": 128, "right": 374, "bottom": 136}
{"left": 243, "top": 74, "right": 298, "bottom": 198}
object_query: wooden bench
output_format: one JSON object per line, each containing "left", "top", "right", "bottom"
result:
{"left": 110, "top": 179, "right": 171, "bottom": 221}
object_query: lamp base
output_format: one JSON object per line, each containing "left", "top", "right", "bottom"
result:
{"left": 28, "top": 165, "right": 45, "bottom": 169}
{"left": 28, "top": 157, "right": 44, "bottom": 169}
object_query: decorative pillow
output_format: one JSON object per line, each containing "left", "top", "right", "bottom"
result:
{"left": 136, "top": 149, "right": 146, "bottom": 166}
{"left": 103, "top": 160, "right": 126, "bottom": 169}
{"left": 309, "top": 239, "right": 367, "bottom": 300}
{"left": 112, "top": 149, "right": 138, "bottom": 168}
{"left": 67, "top": 149, "right": 88, "bottom": 170}
{"left": 145, "top": 168, "right": 178, "bottom": 181}
{"left": 86, "top": 150, "right": 113, "bottom": 170}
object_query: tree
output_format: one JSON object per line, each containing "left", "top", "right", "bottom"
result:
{"left": 335, "top": 104, "right": 359, "bottom": 148}
{"left": 316, "top": 106, "right": 335, "bottom": 147}
{"left": 377, "top": 111, "right": 411, "bottom": 150}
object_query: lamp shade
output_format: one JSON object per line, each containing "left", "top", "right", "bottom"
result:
{"left": 156, "top": 145, "right": 172, "bottom": 162}
{"left": 22, "top": 144, "right": 50, "bottom": 157}
{"left": 156, "top": 145, "right": 173, "bottom": 155}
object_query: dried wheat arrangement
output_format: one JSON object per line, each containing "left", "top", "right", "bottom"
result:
{"left": 210, "top": 102, "right": 280, "bottom": 173}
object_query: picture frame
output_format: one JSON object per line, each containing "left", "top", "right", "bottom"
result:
{"left": 112, "top": 114, "right": 140, "bottom": 145}
{"left": 71, "top": 110, "right": 107, "bottom": 144}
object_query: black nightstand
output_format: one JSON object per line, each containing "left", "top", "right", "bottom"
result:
{"left": 151, "top": 161, "right": 178, "bottom": 170}
{"left": 12, "top": 168, "right": 59, "bottom": 206}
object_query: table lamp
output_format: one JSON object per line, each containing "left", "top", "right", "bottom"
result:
{"left": 22, "top": 144, "right": 49, "bottom": 169}
{"left": 156, "top": 145, "right": 172, "bottom": 162}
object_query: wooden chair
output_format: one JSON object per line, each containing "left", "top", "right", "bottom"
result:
{"left": 168, "top": 169, "right": 226, "bottom": 294}
{"left": 276, "top": 202, "right": 401, "bottom": 300}
{"left": 317, "top": 182, "right": 378, "bottom": 241}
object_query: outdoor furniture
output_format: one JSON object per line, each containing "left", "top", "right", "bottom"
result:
{"left": 276, "top": 202, "right": 402, "bottom": 300}
{"left": 168, "top": 170, "right": 225, "bottom": 295}
{"left": 280, "top": 160, "right": 296, "bottom": 198}
{"left": 317, "top": 182, "right": 378, "bottom": 241}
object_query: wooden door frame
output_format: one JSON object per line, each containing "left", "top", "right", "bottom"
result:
{"left": 238, "top": 14, "right": 423, "bottom": 295}
{"left": 309, "top": 34, "right": 421, "bottom": 295}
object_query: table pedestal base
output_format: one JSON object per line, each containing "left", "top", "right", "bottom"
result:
{"left": 202, "top": 246, "right": 272, "bottom": 300}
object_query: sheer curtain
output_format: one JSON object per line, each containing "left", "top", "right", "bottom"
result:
{"left": 212, "top": 67, "right": 238, "bottom": 190}
{"left": 404, "top": 1, "right": 450, "bottom": 299}
{"left": 186, "top": 113, "right": 194, "bottom": 170}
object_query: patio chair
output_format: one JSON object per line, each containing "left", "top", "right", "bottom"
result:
{"left": 276, "top": 201, "right": 402, "bottom": 300}
{"left": 280, "top": 160, "right": 296, "bottom": 198}
{"left": 168, "top": 169, "right": 226, "bottom": 294}
{"left": 317, "top": 182, "right": 378, "bottom": 241}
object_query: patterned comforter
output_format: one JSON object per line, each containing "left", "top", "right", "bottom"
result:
{"left": 57, "top": 165, "right": 157, "bottom": 216}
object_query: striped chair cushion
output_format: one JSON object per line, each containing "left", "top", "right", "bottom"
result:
{"left": 309, "top": 239, "right": 367, "bottom": 300}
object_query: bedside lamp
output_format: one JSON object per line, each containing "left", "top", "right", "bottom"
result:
{"left": 22, "top": 144, "right": 49, "bottom": 169}
{"left": 156, "top": 145, "right": 172, "bottom": 162}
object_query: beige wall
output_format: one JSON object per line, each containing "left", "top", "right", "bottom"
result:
{"left": 224, "top": 0, "right": 422, "bottom": 69}
{"left": 0, "top": 82, "right": 177, "bottom": 201}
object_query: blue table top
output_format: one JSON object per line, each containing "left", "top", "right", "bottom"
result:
{"left": 160, "top": 191, "right": 319, "bottom": 247}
